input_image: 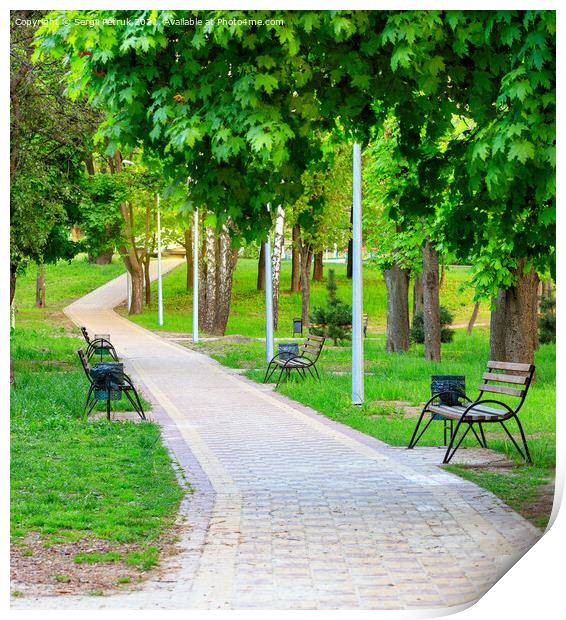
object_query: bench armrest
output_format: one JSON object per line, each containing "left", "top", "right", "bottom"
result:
{"left": 461, "top": 398, "right": 515, "bottom": 420}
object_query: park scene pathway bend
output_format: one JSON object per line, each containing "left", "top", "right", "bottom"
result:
{"left": 18, "top": 264, "right": 542, "bottom": 610}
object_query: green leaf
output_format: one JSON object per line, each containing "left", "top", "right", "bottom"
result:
{"left": 254, "top": 73, "right": 278, "bottom": 94}
{"left": 390, "top": 44, "right": 412, "bottom": 71}
{"left": 508, "top": 140, "right": 535, "bottom": 164}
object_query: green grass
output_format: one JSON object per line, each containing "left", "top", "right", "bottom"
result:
{"left": 121, "top": 258, "right": 491, "bottom": 336}
{"left": 11, "top": 255, "right": 184, "bottom": 573}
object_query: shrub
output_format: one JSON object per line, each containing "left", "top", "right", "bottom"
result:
{"left": 411, "top": 306, "right": 455, "bottom": 344}
{"left": 310, "top": 269, "right": 352, "bottom": 345}
{"left": 538, "top": 295, "right": 556, "bottom": 344}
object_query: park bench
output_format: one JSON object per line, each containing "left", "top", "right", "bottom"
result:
{"left": 263, "top": 335, "right": 325, "bottom": 388}
{"left": 80, "top": 326, "right": 119, "bottom": 362}
{"left": 408, "top": 360, "right": 535, "bottom": 464}
{"left": 78, "top": 348, "right": 145, "bottom": 420}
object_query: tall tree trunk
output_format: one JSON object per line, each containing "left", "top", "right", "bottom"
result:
{"left": 467, "top": 301, "right": 480, "bottom": 335}
{"left": 257, "top": 240, "right": 266, "bottom": 291}
{"left": 272, "top": 205, "right": 285, "bottom": 329}
{"left": 143, "top": 256, "right": 151, "bottom": 305}
{"left": 202, "top": 225, "right": 217, "bottom": 333}
{"left": 422, "top": 240, "right": 441, "bottom": 361}
{"left": 298, "top": 236, "right": 313, "bottom": 327}
{"left": 313, "top": 251, "right": 324, "bottom": 282}
{"left": 413, "top": 271, "right": 424, "bottom": 319}
{"left": 143, "top": 202, "right": 151, "bottom": 305}
{"left": 184, "top": 228, "right": 194, "bottom": 290}
{"left": 198, "top": 211, "right": 207, "bottom": 329}
{"left": 347, "top": 204, "right": 353, "bottom": 279}
{"left": 35, "top": 263, "right": 46, "bottom": 308}
{"left": 384, "top": 263, "right": 410, "bottom": 352}
{"left": 113, "top": 150, "right": 144, "bottom": 314}
{"left": 212, "top": 222, "right": 238, "bottom": 335}
{"left": 489, "top": 258, "right": 540, "bottom": 367}
{"left": 94, "top": 249, "right": 113, "bottom": 265}
{"left": 291, "top": 224, "right": 301, "bottom": 292}
{"left": 10, "top": 264, "right": 17, "bottom": 306}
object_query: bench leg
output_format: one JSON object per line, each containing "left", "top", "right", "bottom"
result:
{"left": 124, "top": 388, "right": 146, "bottom": 420}
{"left": 470, "top": 424, "right": 487, "bottom": 448}
{"left": 443, "top": 422, "right": 472, "bottom": 464}
{"left": 408, "top": 407, "right": 433, "bottom": 449}
{"left": 500, "top": 418, "right": 531, "bottom": 463}
{"left": 84, "top": 384, "right": 95, "bottom": 417}
{"left": 275, "top": 366, "right": 287, "bottom": 388}
{"left": 263, "top": 362, "right": 275, "bottom": 383}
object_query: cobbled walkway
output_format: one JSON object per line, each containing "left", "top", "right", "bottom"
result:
{"left": 13, "top": 261, "right": 542, "bottom": 610}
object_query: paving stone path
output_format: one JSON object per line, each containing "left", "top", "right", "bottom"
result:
{"left": 13, "top": 261, "right": 542, "bottom": 610}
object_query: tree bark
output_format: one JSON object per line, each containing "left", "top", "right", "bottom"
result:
{"left": 257, "top": 240, "right": 265, "bottom": 291}
{"left": 313, "top": 251, "right": 324, "bottom": 282}
{"left": 384, "top": 263, "right": 410, "bottom": 352}
{"left": 298, "top": 235, "right": 313, "bottom": 327}
{"left": 94, "top": 249, "right": 113, "bottom": 265}
{"left": 467, "top": 301, "right": 480, "bottom": 335}
{"left": 198, "top": 211, "right": 207, "bottom": 329}
{"left": 422, "top": 240, "right": 441, "bottom": 361}
{"left": 10, "top": 264, "right": 17, "bottom": 306}
{"left": 113, "top": 150, "right": 144, "bottom": 314}
{"left": 35, "top": 263, "right": 46, "bottom": 308}
{"left": 213, "top": 222, "right": 238, "bottom": 335}
{"left": 489, "top": 258, "right": 540, "bottom": 367}
{"left": 413, "top": 271, "right": 424, "bottom": 319}
{"left": 202, "top": 225, "right": 217, "bottom": 333}
{"left": 272, "top": 205, "right": 285, "bottom": 329}
{"left": 184, "top": 228, "right": 193, "bottom": 290}
{"left": 291, "top": 224, "right": 301, "bottom": 292}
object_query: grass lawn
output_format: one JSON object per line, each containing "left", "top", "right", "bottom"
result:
{"left": 127, "top": 255, "right": 554, "bottom": 530}
{"left": 11, "top": 255, "right": 184, "bottom": 594}
{"left": 120, "top": 258, "right": 491, "bottom": 336}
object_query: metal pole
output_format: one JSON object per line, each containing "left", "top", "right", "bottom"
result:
{"left": 11, "top": 300, "right": 15, "bottom": 330}
{"left": 352, "top": 142, "right": 364, "bottom": 404}
{"left": 192, "top": 208, "right": 199, "bottom": 343}
{"left": 157, "top": 194, "right": 163, "bottom": 326}
{"left": 265, "top": 203, "right": 274, "bottom": 362}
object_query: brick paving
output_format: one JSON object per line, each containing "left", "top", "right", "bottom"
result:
{"left": 12, "top": 261, "right": 542, "bottom": 610}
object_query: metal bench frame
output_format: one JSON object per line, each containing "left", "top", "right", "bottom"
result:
{"left": 263, "top": 335, "right": 325, "bottom": 388}
{"left": 80, "top": 326, "right": 119, "bottom": 362}
{"left": 78, "top": 348, "right": 146, "bottom": 421}
{"left": 408, "top": 360, "right": 535, "bottom": 464}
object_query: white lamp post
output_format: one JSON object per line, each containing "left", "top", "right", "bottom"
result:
{"left": 351, "top": 143, "right": 364, "bottom": 405}
{"left": 192, "top": 208, "right": 199, "bottom": 343}
{"left": 156, "top": 194, "right": 164, "bottom": 326}
{"left": 265, "top": 203, "right": 274, "bottom": 362}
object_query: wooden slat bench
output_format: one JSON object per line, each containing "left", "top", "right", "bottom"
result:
{"left": 263, "top": 335, "right": 325, "bottom": 388}
{"left": 408, "top": 360, "right": 535, "bottom": 463}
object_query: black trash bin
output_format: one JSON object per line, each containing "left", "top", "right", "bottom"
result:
{"left": 430, "top": 375, "right": 466, "bottom": 445}
{"left": 278, "top": 342, "right": 299, "bottom": 362}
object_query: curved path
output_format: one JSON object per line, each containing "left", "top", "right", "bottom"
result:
{"left": 15, "top": 262, "right": 542, "bottom": 610}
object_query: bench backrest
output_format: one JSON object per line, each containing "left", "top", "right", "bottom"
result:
{"left": 80, "top": 326, "right": 91, "bottom": 344}
{"left": 78, "top": 348, "right": 93, "bottom": 383}
{"left": 300, "top": 335, "right": 325, "bottom": 361}
{"left": 478, "top": 360, "right": 535, "bottom": 412}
